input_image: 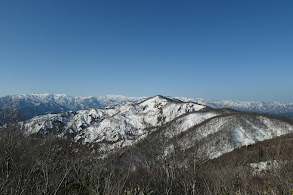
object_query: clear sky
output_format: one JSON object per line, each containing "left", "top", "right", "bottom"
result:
{"left": 0, "top": 0, "right": 292, "bottom": 102}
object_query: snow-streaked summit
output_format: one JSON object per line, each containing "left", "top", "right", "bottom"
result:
{"left": 21, "top": 95, "right": 206, "bottom": 148}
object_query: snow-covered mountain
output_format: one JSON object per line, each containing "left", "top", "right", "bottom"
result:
{"left": 20, "top": 96, "right": 206, "bottom": 149}
{"left": 20, "top": 95, "right": 293, "bottom": 160}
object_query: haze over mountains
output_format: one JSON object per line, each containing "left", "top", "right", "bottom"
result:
{"left": 177, "top": 97, "right": 293, "bottom": 116}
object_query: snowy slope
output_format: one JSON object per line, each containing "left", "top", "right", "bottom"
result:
{"left": 166, "top": 114, "right": 293, "bottom": 159}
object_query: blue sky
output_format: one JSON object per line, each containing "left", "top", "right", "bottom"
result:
{"left": 0, "top": 0, "right": 292, "bottom": 102}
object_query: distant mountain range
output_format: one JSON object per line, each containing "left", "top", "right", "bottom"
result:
{"left": 0, "top": 94, "right": 142, "bottom": 121}
{"left": 0, "top": 94, "right": 292, "bottom": 122}
{"left": 20, "top": 95, "right": 293, "bottom": 162}
{"left": 176, "top": 97, "right": 293, "bottom": 115}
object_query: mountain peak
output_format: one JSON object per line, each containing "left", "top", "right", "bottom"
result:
{"left": 140, "top": 95, "right": 183, "bottom": 104}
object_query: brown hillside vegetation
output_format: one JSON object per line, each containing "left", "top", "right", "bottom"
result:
{"left": 1, "top": 126, "right": 293, "bottom": 194}
{"left": 201, "top": 132, "right": 293, "bottom": 194}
